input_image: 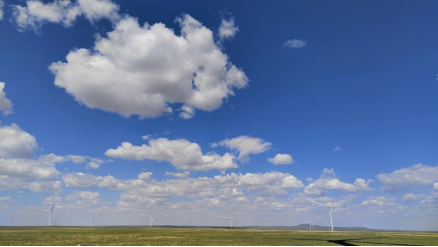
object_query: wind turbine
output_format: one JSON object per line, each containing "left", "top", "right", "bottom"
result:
{"left": 88, "top": 216, "right": 96, "bottom": 227}
{"left": 310, "top": 199, "right": 334, "bottom": 232}
{"left": 305, "top": 221, "right": 312, "bottom": 231}
{"left": 43, "top": 202, "right": 56, "bottom": 226}
{"left": 150, "top": 216, "right": 154, "bottom": 228}
{"left": 8, "top": 217, "right": 12, "bottom": 226}
{"left": 225, "top": 216, "right": 234, "bottom": 229}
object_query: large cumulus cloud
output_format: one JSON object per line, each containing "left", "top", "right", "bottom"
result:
{"left": 50, "top": 14, "right": 248, "bottom": 119}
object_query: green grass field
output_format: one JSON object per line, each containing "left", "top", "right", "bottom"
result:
{"left": 0, "top": 227, "right": 437, "bottom": 246}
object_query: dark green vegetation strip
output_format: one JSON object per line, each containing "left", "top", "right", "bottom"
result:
{"left": 0, "top": 227, "right": 437, "bottom": 246}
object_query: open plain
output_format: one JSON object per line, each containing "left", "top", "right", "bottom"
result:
{"left": 0, "top": 227, "right": 437, "bottom": 246}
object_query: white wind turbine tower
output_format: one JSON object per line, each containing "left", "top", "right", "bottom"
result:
{"left": 88, "top": 216, "right": 96, "bottom": 227}
{"left": 225, "top": 216, "right": 234, "bottom": 229}
{"left": 366, "top": 224, "right": 371, "bottom": 231}
{"left": 305, "top": 221, "right": 312, "bottom": 231}
{"left": 310, "top": 199, "right": 334, "bottom": 232}
{"left": 8, "top": 217, "right": 12, "bottom": 226}
{"left": 150, "top": 216, "right": 154, "bottom": 228}
{"left": 43, "top": 202, "right": 56, "bottom": 226}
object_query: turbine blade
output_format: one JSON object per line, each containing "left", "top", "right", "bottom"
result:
{"left": 309, "top": 198, "right": 327, "bottom": 207}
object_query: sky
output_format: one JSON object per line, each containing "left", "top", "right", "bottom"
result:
{"left": 0, "top": 0, "right": 437, "bottom": 231}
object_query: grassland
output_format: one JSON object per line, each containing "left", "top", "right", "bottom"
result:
{"left": 0, "top": 227, "right": 437, "bottom": 246}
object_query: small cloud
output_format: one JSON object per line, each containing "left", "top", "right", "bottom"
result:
{"left": 333, "top": 146, "right": 342, "bottom": 152}
{"left": 0, "top": 82, "right": 13, "bottom": 116}
{"left": 0, "top": 0, "right": 4, "bottom": 20}
{"left": 219, "top": 17, "right": 239, "bottom": 40}
{"left": 216, "top": 135, "right": 272, "bottom": 162}
{"left": 138, "top": 172, "right": 152, "bottom": 180}
{"left": 86, "top": 161, "right": 100, "bottom": 170}
{"left": 402, "top": 193, "right": 424, "bottom": 201}
{"left": 179, "top": 105, "right": 195, "bottom": 119}
{"left": 142, "top": 135, "right": 151, "bottom": 140}
{"left": 165, "top": 171, "right": 190, "bottom": 178}
{"left": 284, "top": 39, "right": 306, "bottom": 49}
{"left": 0, "top": 196, "right": 10, "bottom": 201}
{"left": 267, "top": 154, "right": 293, "bottom": 165}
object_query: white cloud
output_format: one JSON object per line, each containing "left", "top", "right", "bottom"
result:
{"left": 0, "top": 158, "right": 60, "bottom": 180}
{"left": 137, "top": 172, "right": 152, "bottom": 180}
{"left": 26, "top": 181, "right": 62, "bottom": 193}
{"left": 63, "top": 170, "right": 303, "bottom": 200}
{"left": 49, "top": 14, "right": 248, "bottom": 119}
{"left": 0, "top": 175, "right": 27, "bottom": 191}
{"left": 333, "top": 146, "right": 342, "bottom": 152}
{"left": 179, "top": 105, "right": 195, "bottom": 119}
{"left": 361, "top": 196, "right": 397, "bottom": 207}
{"left": 0, "top": 83, "right": 13, "bottom": 115}
{"left": 63, "top": 172, "right": 102, "bottom": 188}
{"left": 66, "top": 155, "right": 87, "bottom": 163}
{"left": 420, "top": 196, "right": 435, "bottom": 205}
{"left": 304, "top": 168, "right": 372, "bottom": 195}
{"left": 0, "top": 0, "right": 4, "bottom": 20}
{"left": 86, "top": 157, "right": 104, "bottom": 170}
{"left": 377, "top": 164, "right": 438, "bottom": 191}
{"left": 402, "top": 193, "right": 425, "bottom": 201}
{"left": 44, "top": 195, "right": 61, "bottom": 204}
{"left": 164, "top": 171, "right": 190, "bottom": 178}
{"left": 284, "top": 39, "right": 306, "bottom": 49}
{"left": 280, "top": 175, "right": 304, "bottom": 189}
{"left": 39, "top": 153, "right": 104, "bottom": 170}
{"left": 39, "top": 153, "right": 78, "bottom": 165}
{"left": 11, "top": 0, "right": 119, "bottom": 32}
{"left": 238, "top": 171, "right": 290, "bottom": 186}
{"left": 216, "top": 187, "right": 243, "bottom": 198}
{"left": 63, "top": 172, "right": 146, "bottom": 190}
{"left": 303, "top": 183, "right": 322, "bottom": 195}
{"left": 86, "top": 161, "right": 100, "bottom": 170}
{"left": 0, "top": 124, "right": 37, "bottom": 159}
{"left": 219, "top": 17, "right": 239, "bottom": 40}
{"left": 66, "top": 191, "right": 100, "bottom": 204}
{"left": 105, "top": 138, "right": 238, "bottom": 171}
{"left": 0, "top": 196, "right": 10, "bottom": 201}
{"left": 214, "top": 136, "right": 271, "bottom": 162}
{"left": 267, "top": 154, "right": 293, "bottom": 165}
{"left": 228, "top": 171, "right": 303, "bottom": 196}
{"left": 0, "top": 125, "right": 100, "bottom": 194}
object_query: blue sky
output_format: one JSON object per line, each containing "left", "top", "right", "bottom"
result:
{"left": 0, "top": 0, "right": 437, "bottom": 230}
